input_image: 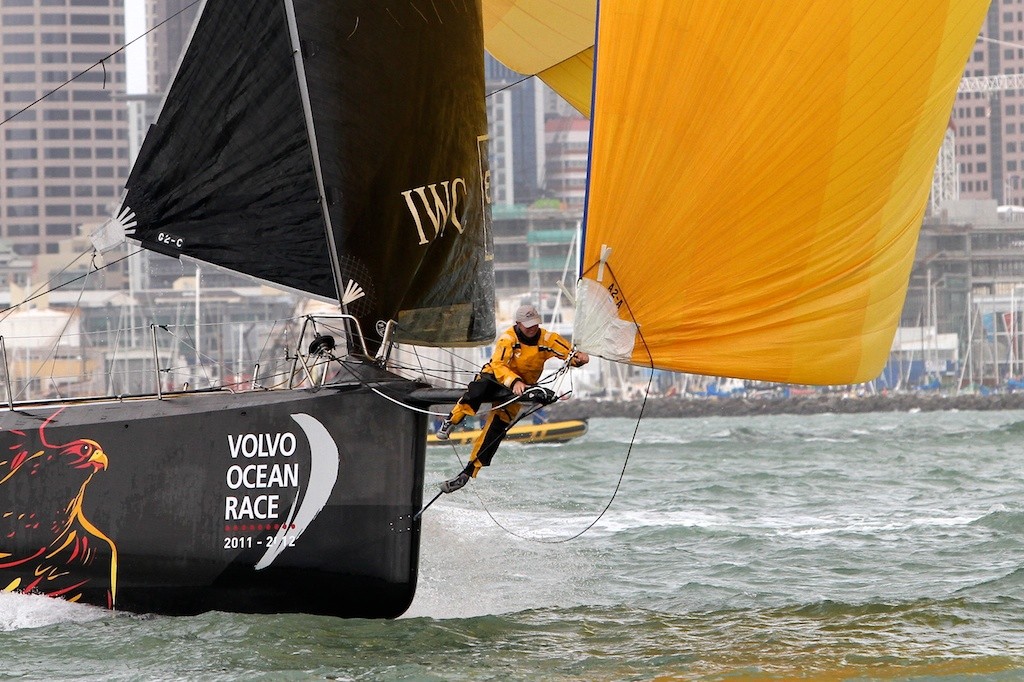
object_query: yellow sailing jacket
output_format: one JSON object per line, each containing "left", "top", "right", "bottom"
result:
{"left": 482, "top": 326, "right": 574, "bottom": 388}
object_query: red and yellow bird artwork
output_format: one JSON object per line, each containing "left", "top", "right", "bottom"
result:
{"left": 0, "top": 410, "right": 117, "bottom": 607}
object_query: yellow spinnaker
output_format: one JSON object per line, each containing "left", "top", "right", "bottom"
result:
{"left": 486, "top": 0, "right": 988, "bottom": 384}
{"left": 483, "top": 0, "right": 596, "bottom": 115}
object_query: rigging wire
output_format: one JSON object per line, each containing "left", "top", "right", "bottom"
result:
{"left": 382, "top": 345, "right": 488, "bottom": 388}
{"left": 41, "top": 253, "right": 98, "bottom": 399}
{"left": 0, "top": 0, "right": 202, "bottom": 127}
{"left": 0, "top": 232, "right": 305, "bottom": 397}
{"left": 2, "top": 0, "right": 524, "bottom": 130}
{"left": 5, "top": 248, "right": 138, "bottom": 400}
{"left": 486, "top": 75, "right": 534, "bottom": 99}
{"left": 0, "top": 245, "right": 143, "bottom": 399}
{"left": 155, "top": 318, "right": 299, "bottom": 391}
{"left": 977, "top": 35, "right": 1024, "bottom": 50}
{"left": 0, "top": 249, "right": 142, "bottom": 317}
{"left": 0, "top": 249, "right": 91, "bottom": 325}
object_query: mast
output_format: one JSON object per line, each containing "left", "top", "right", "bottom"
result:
{"left": 283, "top": 0, "right": 344, "bottom": 307}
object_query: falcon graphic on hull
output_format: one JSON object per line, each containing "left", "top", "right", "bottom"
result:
{"left": 0, "top": 410, "right": 117, "bottom": 606}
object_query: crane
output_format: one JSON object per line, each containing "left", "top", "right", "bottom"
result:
{"left": 932, "top": 72, "right": 1024, "bottom": 212}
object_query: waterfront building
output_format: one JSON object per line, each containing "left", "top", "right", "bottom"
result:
{"left": 485, "top": 55, "right": 547, "bottom": 207}
{"left": 491, "top": 205, "right": 578, "bottom": 304}
{"left": 907, "top": 199, "right": 1024, "bottom": 384}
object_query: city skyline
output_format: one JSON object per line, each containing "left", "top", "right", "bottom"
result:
{"left": 1, "top": 0, "right": 131, "bottom": 258}
{"left": 124, "top": 0, "right": 144, "bottom": 93}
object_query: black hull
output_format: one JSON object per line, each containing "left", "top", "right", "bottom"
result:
{"left": 0, "top": 363, "right": 425, "bottom": 618}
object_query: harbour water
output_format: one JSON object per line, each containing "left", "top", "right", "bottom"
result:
{"left": 2, "top": 410, "right": 1023, "bottom": 680}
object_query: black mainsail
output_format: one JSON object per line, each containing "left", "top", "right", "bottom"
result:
{"left": 123, "top": 0, "right": 494, "bottom": 347}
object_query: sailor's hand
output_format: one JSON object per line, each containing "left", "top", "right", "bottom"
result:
{"left": 511, "top": 378, "right": 527, "bottom": 395}
{"left": 572, "top": 351, "right": 590, "bottom": 367}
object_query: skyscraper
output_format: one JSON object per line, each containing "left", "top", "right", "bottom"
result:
{"left": 1, "top": 0, "right": 129, "bottom": 257}
{"left": 485, "top": 55, "right": 548, "bottom": 207}
{"left": 145, "top": 0, "right": 196, "bottom": 96}
{"left": 544, "top": 116, "right": 590, "bottom": 212}
{"left": 953, "top": 2, "right": 1024, "bottom": 205}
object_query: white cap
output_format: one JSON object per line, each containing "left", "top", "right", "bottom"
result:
{"left": 514, "top": 304, "right": 541, "bottom": 329}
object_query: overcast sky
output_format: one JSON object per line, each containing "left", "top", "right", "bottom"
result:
{"left": 125, "top": 0, "right": 146, "bottom": 93}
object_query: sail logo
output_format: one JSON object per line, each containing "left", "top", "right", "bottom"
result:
{"left": 402, "top": 178, "right": 467, "bottom": 245}
{"left": 157, "top": 232, "right": 184, "bottom": 249}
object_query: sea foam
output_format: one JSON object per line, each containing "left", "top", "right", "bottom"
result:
{"left": 0, "top": 592, "right": 108, "bottom": 631}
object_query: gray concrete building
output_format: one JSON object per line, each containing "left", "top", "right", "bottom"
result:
{"left": 145, "top": 0, "right": 195, "bottom": 96}
{"left": 907, "top": 200, "right": 1024, "bottom": 383}
{"left": 1, "top": 0, "right": 130, "bottom": 258}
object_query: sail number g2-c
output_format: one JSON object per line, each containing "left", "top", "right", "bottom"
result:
{"left": 157, "top": 232, "right": 184, "bottom": 249}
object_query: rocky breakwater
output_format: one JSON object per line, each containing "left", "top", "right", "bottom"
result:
{"left": 543, "top": 392, "right": 1024, "bottom": 420}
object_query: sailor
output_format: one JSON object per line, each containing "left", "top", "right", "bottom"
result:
{"left": 436, "top": 303, "right": 589, "bottom": 493}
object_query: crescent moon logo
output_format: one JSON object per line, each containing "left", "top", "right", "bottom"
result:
{"left": 254, "top": 413, "right": 339, "bottom": 570}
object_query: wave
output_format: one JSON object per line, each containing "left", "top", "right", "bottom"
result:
{"left": 968, "top": 507, "right": 1024, "bottom": 532}
{"left": 1000, "top": 419, "right": 1024, "bottom": 434}
{"left": 0, "top": 597, "right": 1018, "bottom": 681}
{"left": 0, "top": 592, "right": 108, "bottom": 631}
{"left": 956, "top": 566, "right": 1024, "bottom": 600}
{"left": 402, "top": 602, "right": 1024, "bottom": 679}
{"left": 579, "top": 505, "right": 995, "bottom": 538}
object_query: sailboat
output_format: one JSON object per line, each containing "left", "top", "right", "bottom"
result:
{"left": 0, "top": 0, "right": 990, "bottom": 619}
{"left": 0, "top": 1, "right": 493, "bottom": 619}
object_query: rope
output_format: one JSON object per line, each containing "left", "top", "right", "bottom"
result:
{"left": 328, "top": 354, "right": 523, "bottom": 418}
{"left": 320, "top": 317, "right": 570, "bottom": 419}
